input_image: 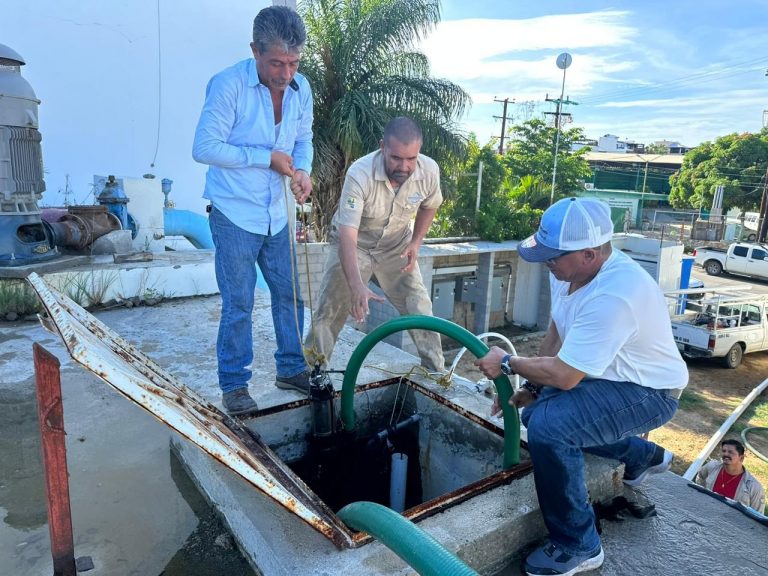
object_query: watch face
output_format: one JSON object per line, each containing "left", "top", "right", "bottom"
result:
{"left": 500, "top": 355, "right": 514, "bottom": 375}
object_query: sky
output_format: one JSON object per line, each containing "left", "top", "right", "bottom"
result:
{"left": 2, "top": 0, "right": 767, "bottom": 212}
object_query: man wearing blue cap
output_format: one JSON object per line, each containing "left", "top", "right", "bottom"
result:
{"left": 476, "top": 197, "right": 688, "bottom": 576}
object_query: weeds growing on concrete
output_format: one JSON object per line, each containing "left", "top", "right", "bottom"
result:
{"left": 0, "top": 280, "right": 41, "bottom": 318}
{"left": 59, "top": 270, "right": 118, "bottom": 308}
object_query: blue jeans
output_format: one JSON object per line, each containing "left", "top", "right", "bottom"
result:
{"left": 521, "top": 379, "right": 678, "bottom": 555}
{"left": 209, "top": 208, "right": 306, "bottom": 393}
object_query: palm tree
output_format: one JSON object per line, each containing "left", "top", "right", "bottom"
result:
{"left": 507, "top": 174, "right": 551, "bottom": 210}
{"left": 298, "top": 0, "right": 470, "bottom": 239}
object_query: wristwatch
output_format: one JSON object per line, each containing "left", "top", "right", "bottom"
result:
{"left": 520, "top": 380, "right": 541, "bottom": 399}
{"left": 500, "top": 354, "right": 515, "bottom": 376}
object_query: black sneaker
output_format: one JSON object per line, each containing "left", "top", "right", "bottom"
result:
{"left": 275, "top": 370, "right": 310, "bottom": 394}
{"left": 222, "top": 388, "right": 259, "bottom": 416}
{"left": 524, "top": 542, "right": 604, "bottom": 576}
{"left": 623, "top": 445, "right": 673, "bottom": 487}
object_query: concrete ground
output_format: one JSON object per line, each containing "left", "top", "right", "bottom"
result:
{"left": 2, "top": 283, "right": 767, "bottom": 575}
{"left": 499, "top": 473, "right": 768, "bottom": 575}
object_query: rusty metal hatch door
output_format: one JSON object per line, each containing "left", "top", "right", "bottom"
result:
{"left": 26, "top": 272, "right": 356, "bottom": 549}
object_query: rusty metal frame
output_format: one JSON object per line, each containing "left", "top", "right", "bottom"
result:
{"left": 27, "top": 273, "right": 531, "bottom": 550}
{"left": 26, "top": 273, "right": 356, "bottom": 549}
{"left": 251, "top": 377, "right": 532, "bottom": 546}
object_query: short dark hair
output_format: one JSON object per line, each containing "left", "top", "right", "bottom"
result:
{"left": 722, "top": 438, "right": 745, "bottom": 456}
{"left": 252, "top": 6, "right": 306, "bottom": 54}
{"left": 383, "top": 117, "right": 423, "bottom": 146}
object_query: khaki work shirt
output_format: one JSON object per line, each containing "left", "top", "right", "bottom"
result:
{"left": 329, "top": 150, "right": 443, "bottom": 253}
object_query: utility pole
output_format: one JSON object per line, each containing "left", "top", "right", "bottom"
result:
{"left": 493, "top": 97, "right": 515, "bottom": 154}
{"left": 475, "top": 161, "right": 484, "bottom": 215}
{"left": 547, "top": 52, "right": 574, "bottom": 206}
{"left": 543, "top": 95, "right": 578, "bottom": 129}
{"left": 62, "top": 174, "right": 72, "bottom": 206}
{"left": 758, "top": 167, "right": 768, "bottom": 243}
{"left": 641, "top": 154, "right": 665, "bottom": 193}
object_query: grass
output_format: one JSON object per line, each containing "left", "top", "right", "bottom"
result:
{"left": 684, "top": 396, "right": 768, "bottom": 515}
{"left": 0, "top": 280, "right": 41, "bottom": 317}
{"left": 678, "top": 389, "right": 709, "bottom": 411}
{"left": 58, "top": 270, "right": 118, "bottom": 308}
{"left": 734, "top": 399, "right": 768, "bottom": 513}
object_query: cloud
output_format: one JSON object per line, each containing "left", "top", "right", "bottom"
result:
{"left": 421, "top": 11, "right": 637, "bottom": 81}
{"left": 421, "top": 9, "right": 766, "bottom": 148}
{"left": 596, "top": 89, "right": 767, "bottom": 110}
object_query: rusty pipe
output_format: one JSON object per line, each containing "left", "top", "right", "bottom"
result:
{"left": 43, "top": 206, "right": 121, "bottom": 249}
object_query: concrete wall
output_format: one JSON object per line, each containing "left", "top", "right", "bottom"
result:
{"left": 295, "top": 241, "right": 536, "bottom": 355}
{"left": 294, "top": 235, "right": 686, "bottom": 358}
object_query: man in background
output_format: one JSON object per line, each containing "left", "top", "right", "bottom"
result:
{"left": 696, "top": 439, "right": 765, "bottom": 512}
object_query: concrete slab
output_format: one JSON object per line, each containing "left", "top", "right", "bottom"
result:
{"left": 600, "top": 473, "right": 768, "bottom": 576}
{"left": 6, "top": 278, "right": 765, "bottom": 576}
{"left": 499, "top": 472, "right": 768, "bottom": 575}
{"left": 8, "top": 276, "right": 624, "bottom": 574}
{"left": 171, "top": 433, "right": 621, "bottom": 576}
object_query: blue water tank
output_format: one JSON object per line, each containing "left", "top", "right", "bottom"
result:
{"left": 680, "top": 255, "right": 694, "bottom": 290}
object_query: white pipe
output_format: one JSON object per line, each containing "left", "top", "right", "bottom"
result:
{"left": 682, "top": 376, "right": 768, "bottom": 480}
{"left": 449, "top": 332, "right": 520, "bottom": 390}
{"left": 389, "top": 453, "right": 408, "bottom": 512}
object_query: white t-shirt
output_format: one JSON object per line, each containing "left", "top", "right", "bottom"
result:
{"left": 551, "top": 249, "right": 688, "bottom": 390}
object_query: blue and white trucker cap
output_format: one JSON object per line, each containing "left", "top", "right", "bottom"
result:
{"left": 518, "top": 197, "right": 614, "bottom": 263}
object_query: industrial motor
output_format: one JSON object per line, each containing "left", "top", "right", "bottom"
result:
{"left": 0, "top": 43, "right": 56, "bottom": 266}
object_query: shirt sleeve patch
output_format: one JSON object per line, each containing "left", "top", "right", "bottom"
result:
{"left": 345, "top": 197, "right": 359, "bottom": 210}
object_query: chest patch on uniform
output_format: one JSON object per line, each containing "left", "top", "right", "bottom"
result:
{"left": 346, "top": 197, "right": 358, "bottom": 210}
{"left": 407, "top": 193, "right": 422, "bottom": 205}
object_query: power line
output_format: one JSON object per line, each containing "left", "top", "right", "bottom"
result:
{"left": 149, "top": 0, "right": 162, "bottom": 169}
{"left": 578, "top": 56, "right": 768, "bottom": 106}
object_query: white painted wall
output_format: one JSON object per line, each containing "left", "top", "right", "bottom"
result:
{"left": 612, "top": 234, "right": 684, "bottom": 292}
{"left": 511, "top": 259, "right": 542, "bottom": 329}
{"left": 124, "top": 177, "right": 165, "bottom": 252}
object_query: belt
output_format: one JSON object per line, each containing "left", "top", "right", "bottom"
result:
{"left": 660, "top": 388, "right": 684, "bottom": 400}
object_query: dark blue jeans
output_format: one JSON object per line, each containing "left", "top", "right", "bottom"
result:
{"left": 521, "top": 379, "right": 678, "bottom": 555}
{"left": 209, "top": 208, "right": 306, "bottom": 393}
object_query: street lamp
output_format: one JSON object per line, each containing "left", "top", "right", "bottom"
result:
{"left": 550, "top": 52, "right": 572, "bottom": 206}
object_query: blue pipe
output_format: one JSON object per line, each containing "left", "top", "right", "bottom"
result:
{"left": 163, "top": 208, "right": 214, "bottom": 249}
{"left": 163, "top": 208, "right": 267, "bottom": 290}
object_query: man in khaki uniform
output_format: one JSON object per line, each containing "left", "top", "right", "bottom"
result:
{"left": 305, "top": 117, "right": 445, "bottom": 371}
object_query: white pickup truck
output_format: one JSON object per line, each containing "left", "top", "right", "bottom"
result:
{"left": 666, "top": 290, "right": 768, "bottom": 368}
{"left": 694, "top": 242, "right": 768, "bottom": 278}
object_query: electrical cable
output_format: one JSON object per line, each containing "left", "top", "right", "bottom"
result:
{"left": 149, "top": 0, "right": 162, "bottom": 169}
{"left": 577, "top": 56, "right": 768, "bottom": 106}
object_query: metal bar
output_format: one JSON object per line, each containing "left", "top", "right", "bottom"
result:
{"left": 33, "top": 343, "right": 77, "bottom": 576}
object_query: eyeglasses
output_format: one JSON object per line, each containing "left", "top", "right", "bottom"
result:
{"left": 546, "top": 251, "right": 576, "bottom": 265}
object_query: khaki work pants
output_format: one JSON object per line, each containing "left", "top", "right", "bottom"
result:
{"left": 305, "top": 245, "right": 445, "bottom": 371}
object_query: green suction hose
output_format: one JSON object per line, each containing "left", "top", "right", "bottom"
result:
{"left": 340, "top": 315, "right": 519, "bottom": 468}
{"left": 338, "top": 501, "right": 479, "bottom": 576}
